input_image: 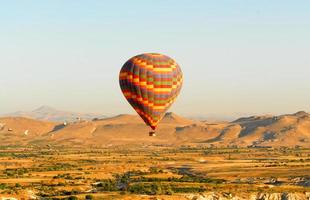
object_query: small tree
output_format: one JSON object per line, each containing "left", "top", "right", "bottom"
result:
{"left": 85, "top": 194, "right": 94, "bottom": 200}
{"left": 15, "top": 183, "right": 22, "bottom": 188}
{"left": 67, "top": 196, "right": 78, "bottom": 200}
{"left": 151, "top": 182, "right": 162, "bottom": 195}
{"left": 165, "top": 184, "right": 173, "bottom": 195}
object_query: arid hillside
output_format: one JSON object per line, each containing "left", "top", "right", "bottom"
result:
{"left": 0, "top": 111, "right": 309, "bottom": 147}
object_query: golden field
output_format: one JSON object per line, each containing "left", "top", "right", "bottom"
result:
{"left": 0, "top": 145, "right": 309, "bottom": 199}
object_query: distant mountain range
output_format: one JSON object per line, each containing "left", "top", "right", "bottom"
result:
{"left": 1, "top": 106, "right": 106, "bottom": 122}
{"left": 0, "top": 110, "right": 309, "bottom": 148}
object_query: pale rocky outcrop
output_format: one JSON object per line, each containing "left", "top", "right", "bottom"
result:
{"left": 185, "top": 192, "right": 309, "bottom": 200}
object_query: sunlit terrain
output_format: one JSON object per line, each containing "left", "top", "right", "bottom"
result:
{"left": 0, "top": 145, "right": 309, "bottom": 199}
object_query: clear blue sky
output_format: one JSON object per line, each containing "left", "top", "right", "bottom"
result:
{"left": 0, "top": 1, "right": 309, "bottom": 119}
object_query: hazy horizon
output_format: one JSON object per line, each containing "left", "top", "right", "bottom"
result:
{"left": 1, "top": 1, "right": 309, "bottom": 118}
{"left": 2, "top": 104, "right": 309, "bottom": 122}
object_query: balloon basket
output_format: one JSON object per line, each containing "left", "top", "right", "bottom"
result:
{"left": 149, "top": 131, "right": 156, "bottom": 137}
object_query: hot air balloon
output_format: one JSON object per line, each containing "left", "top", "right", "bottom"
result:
{"left": 119, "top": 53, "right": 183, "bottom": 136}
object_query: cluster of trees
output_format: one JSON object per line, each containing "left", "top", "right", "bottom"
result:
{"left": 133, "top": 174, "right": 225, "bottom": 184}
{"left": 92, "top": 170, "right": 225, "bottom": 195}
{"left": 95, "top": 179, "right": 118, "bottom": 191}
{"left": 48, "top": 196, "right": 78, "bottom": 200}
{"left": 46, "top": 163, "right": 77, "bottom": 171}
{"left": 0, "top": 183, "right": 24, "bottom": 195}
{"left": 4, "top": 167, "right": 29, "bottom": 177}
{"left": 2, "top": 163, "right": 78, "bottom": 179}
{"left": 0, "top": 183, "right": 9, "bottom": 189}
{"left": 128, "top": 182, "right": 173, "bottom": 195}
{"left": 95, "top": 176, "right": 171, "bottom": 194}
{"left": 38, "top": 189, "right": 86, "bottom": 199}
{"left": 53, "top": 173, "right": 74, "bottom": 180}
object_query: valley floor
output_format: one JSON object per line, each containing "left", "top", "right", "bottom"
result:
{"left": 0, "top": 145, "right": 309, "bottom": 199}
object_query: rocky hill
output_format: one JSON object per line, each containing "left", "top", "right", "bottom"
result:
{"left": 0, "top": 111, "right": 309, "bottom": 147}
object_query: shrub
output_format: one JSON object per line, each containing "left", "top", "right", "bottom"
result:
{"left": 0, "top": 183, "right": 8, "bottom": 189}
{"left": 67, "top": 196, "right": 78, "bottom": 200}
{"left": 96, "top": 179, "right": 118, "bottom": 191}
{"left": 85, "top": 194, "right": 94, "bottom": 200}
{"left": 15, "top": 183, "right": 21, "bottom": 188}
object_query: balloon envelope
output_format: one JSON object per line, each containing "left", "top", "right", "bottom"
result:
{"left": 119, "top": 53, "right": 183, "bottom": 130}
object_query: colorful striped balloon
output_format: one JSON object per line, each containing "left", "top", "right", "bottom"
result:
{"left": 119, "top": 53, "right": 183, "bottom": 130}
